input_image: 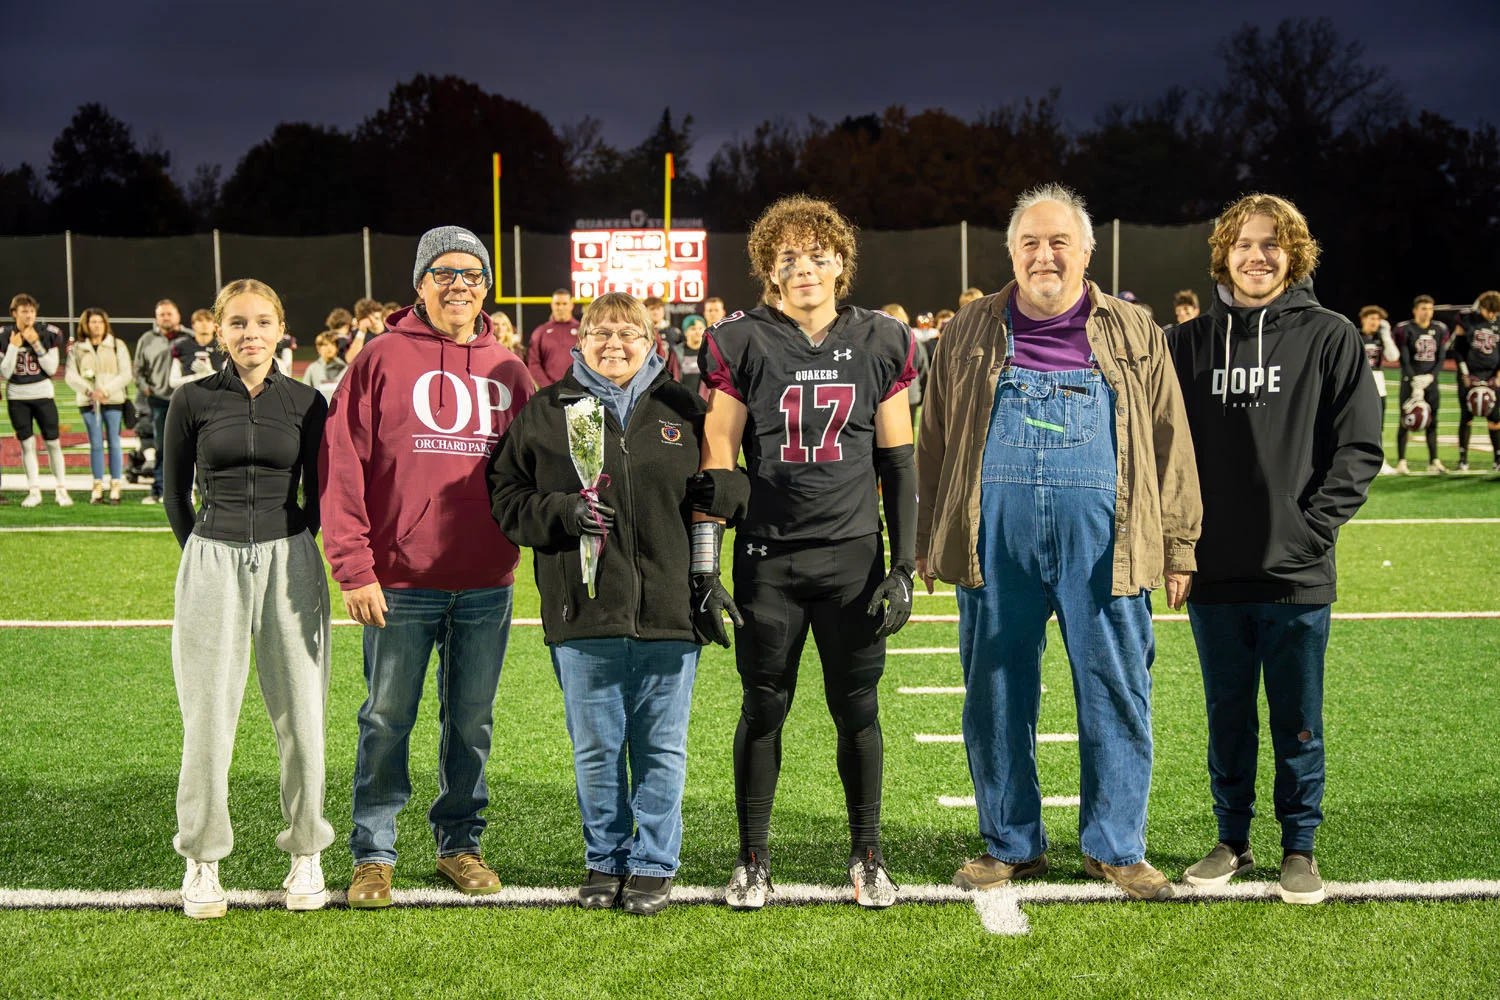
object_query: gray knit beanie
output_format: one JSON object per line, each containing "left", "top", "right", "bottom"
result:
{"left": 413, "top": 226, "right": 492, "bottom": 289}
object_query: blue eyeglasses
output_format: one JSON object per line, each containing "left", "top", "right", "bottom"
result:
{"left": 425, "top": 267, "right": 489, "bottom": 287}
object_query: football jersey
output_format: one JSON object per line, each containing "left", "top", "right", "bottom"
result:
{"left": 170, "top": 336, "right": 230, "bottom": 378}
{"left": 1394, "top": 320, "right": 1450, "bottom": 377}
{"left": 1, "top": 324, "right": 64, "bottom": 384}
{"left": 1360, "top": 331, "right": 1387, "bottom": 371}
{"left": 1453, "top": 317, "right": 1500, "bottom": 382}
{"left": 702, "top": 305, "right": 917, "bottom": 542}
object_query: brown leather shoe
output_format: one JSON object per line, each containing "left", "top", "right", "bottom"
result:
{"left": 349, "top": 862, "right": 393, "bottom": 909}
{"left": 953, "top": 853, "right": 1049, "bottom": 890}
{"left": 1083, "top": 856, "right": 1175, "bottom": 900}
{"left": 436, "top": 853, "right": 502, "bottom": 895}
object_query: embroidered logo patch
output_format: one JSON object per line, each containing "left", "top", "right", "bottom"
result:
{"left": 661, "top": 425, "right": 682, "bottom": 443}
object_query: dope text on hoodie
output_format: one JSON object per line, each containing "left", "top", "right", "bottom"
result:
{"left": 1168, "top": 279, "right": 1383, "bottom": 604}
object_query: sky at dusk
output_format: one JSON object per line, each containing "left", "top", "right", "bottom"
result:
{"left": 4, "top": 0, "right": 1496, "bottom": 182}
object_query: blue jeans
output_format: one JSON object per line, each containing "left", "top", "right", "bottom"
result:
{"left": 350, "top": 586, "right": 513, "bottom": 865}
{"left": 1187, "top": 602, "right": 1330, "bottom": 852}
{"left": 80, "top": 405, "right": 124, "bottom": 481}
{"left": 551, "top": 639, "right": 698, "bottom": 877}
{"left": 148, "top": 397, "right": 171, "bottom": 497}
{"left": 956, "top": 363, "right": 1156, "bottom": 867}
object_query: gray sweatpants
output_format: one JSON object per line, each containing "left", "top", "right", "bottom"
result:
{"left": 172, "top": 531, "right": 335, "bottom": 862}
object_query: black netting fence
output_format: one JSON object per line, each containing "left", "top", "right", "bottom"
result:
{"left": 0, "top": 222, "right": 1217, "bottom": 348}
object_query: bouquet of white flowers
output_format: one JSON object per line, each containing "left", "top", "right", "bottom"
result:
{"left": 564, "top": 396, "right": 608, "bottom": 598}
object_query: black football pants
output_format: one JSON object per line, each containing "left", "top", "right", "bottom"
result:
{"left": 731, "top": 532, "right": 887, "bottom": 863}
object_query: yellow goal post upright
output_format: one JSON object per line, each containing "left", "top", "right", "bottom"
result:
{"left": 488, "top": 150, "right": 678, "bottom": 322}
{"left": 489, "top": 152, "right": 593, "bottom": 333}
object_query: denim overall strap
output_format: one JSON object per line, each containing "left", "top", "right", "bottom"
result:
{"left": 957, "top": 360, "right": 1156, "bottom": 868}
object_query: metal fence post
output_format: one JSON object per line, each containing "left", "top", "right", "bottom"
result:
{"left": 1111, "top": 219, "right": 1120, "bottom": 297}
{"left": 362, "top": 227, "right": 372, "bottom": 299}
{"left": 960, "top": 220, "right": 968, "bottom": 293}
{"left": 212, "top": 229, "right": 222, "bottom": 292}
{"left": 64, "top": 230, "right": 75, "bottom": 338}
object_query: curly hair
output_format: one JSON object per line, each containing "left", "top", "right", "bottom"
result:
{"left": 1478, "top": 291, "right": 1500, "bottom": 315}
{"left": 1358, "top": 304, "right": 1388, "bottom": 321}
{"left": 1209, "top": 193, "right": 1320, "bottom": 290}
{"left": 747, "top": 195, "right": 858, "bottom": 301}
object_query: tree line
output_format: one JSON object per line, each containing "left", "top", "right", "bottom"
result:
{"left": 1, "top": 18, "right": 1495, "bottom": 310}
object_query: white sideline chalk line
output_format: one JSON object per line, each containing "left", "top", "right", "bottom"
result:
{"left": 4, "top": 610, "right": 1498, "bottom": 630}
{"left": 4, "top": 880, "right": 1499, "bottom": 938}
{"left": 917, "top": 733, "right": 1076, "bottom": 744}
{"left": 899, "top": 685, "right": 1049, "bottom": 694}
{"left": 0, "top": 525, "right": 175, "bottom": 533}
{"left": 0, "top": 517, "right": 1487, "bottom": 536}
{"left": 938, "top": 795, "right": 1082, "bottom": 808}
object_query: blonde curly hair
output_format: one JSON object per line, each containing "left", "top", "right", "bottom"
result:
{"left": 1209, "top": 193, "right": 1321, "bottom": 290}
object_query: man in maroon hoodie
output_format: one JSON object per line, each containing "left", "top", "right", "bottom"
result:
{"left": 321, "top": 225, "right": 534, "bottom": 908}
{"left": 525, "top": 288, "right": 579, "bottom": 387}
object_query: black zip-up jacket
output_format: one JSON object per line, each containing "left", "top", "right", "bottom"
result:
{"left": 1168, "top": 279, "right": 1383, "bottom": 604}
{"left": 162, "top": 363, "right": 328, "bottom": 549}
{"left": 487, "top": 368, "right": 705, "bottom": 644}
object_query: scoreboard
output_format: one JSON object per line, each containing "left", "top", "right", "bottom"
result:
{"left": 570, "top": 228, "right": 707, "bottom": 303}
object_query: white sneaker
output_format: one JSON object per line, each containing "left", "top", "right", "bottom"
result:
{"left": 1429, "top": 459, "right": 1448, "bottom": 474}
{"left": 725, "top": 852, "right": 772, "bottom": 910}
{"left": 283, "top": 852, "right": 327, "bottom": 911}
{"left": 1378, "top": 461, "right": 1397, "bottom": 476}
{"left": 20, "top": 489, "right": 42, "bottom": 508}
{"left": 1395, "top": 460, "right": 1410, "bottom": 475}
{"left": 1459, "top": 461, "right": 1471, "bottom": 472}
{"left": 182, "top": 859, "right": 227, "bottom": 919}
{"left": 54, "top": 487, "right": 73, "bottom": 507}
{"left": 141, "top": 495, "right": 159, "bottom": 505}
{"left": 848, "top": 849, "right": 898, "bottom": 909}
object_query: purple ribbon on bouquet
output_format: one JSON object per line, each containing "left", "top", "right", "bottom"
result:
{"left": 580, "top": 474, "right": 612, "bottom": 551}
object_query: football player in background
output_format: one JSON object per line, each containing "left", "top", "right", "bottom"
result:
{"left": 1451, "top": 291, "right": 1500, "bottom": 471}
{"left": 1357, "top": 305, "right": 1399, "bottom": 474}
{"left": 691, "top": 195, "right": 918, "bottom": 910}
{"left": 1392, "top": 295, "right": 1450, "bottom": 474}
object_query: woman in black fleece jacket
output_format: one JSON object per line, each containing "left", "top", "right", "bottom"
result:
{"left": 488, "top": 292, "right": 741, "bottom": 916}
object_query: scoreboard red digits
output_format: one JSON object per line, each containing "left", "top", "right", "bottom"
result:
{"left": 570, "top": 228, "right": 708, "bottom": 303}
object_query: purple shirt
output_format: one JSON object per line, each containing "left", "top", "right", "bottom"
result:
{"left": 1009, "top": 289, "right": 1092, "bottom": 371}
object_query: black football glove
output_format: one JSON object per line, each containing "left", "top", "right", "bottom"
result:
{"left": 689, "top": 520, "right": 742, "bottom": 647}
{"left": 866, "top": 568, "right": 914, "bottom": 638}
{"left": 691, "top": 572, "right": 743, "bottom": 648}
{"left": 568, "top": 495, "right": 615, "bottom": 537}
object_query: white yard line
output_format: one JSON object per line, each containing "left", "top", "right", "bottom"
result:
{"left": 938, "top": 795, "right": 1081, "bottom": 808}
{"left": 3, "top": 879, "right": 1497, "bottom": 938}
{"left": 2, "top": 611, "right": 1495, "bottom": 630}
{"left": 916, "top": 733, "right": 1076, "bottom": 744}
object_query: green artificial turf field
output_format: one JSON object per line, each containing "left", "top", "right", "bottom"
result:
{"left": 0, "top": 400, "right": 1497, "bottom": 999}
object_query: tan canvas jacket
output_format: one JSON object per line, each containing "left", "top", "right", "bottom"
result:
{"left": 916, "top": 281, "right": 1201, "bottom": 595}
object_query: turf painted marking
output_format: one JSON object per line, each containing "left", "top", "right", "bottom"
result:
{"left": 0, "top": 525, "right": 174, "bottom": 533}
{"left": 4, "top": 880, "right": 1500, "bottom": 938}
{"left": 916, "top": 733, "right": 1076, "bottom": 744}
{"left": 1348, "top": 517, "right": 1500, "bottom": 525}
{"left": 4, "top": 611, "right": 1497, "bottom": 630}
{"left": 898, "top": 685, "right": 1049, "bottom": 695}
{"left": 937, "top": 795, "right": 1081, "bottom": 808}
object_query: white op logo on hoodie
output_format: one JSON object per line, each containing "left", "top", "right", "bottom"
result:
{"left": 411, "top": 370, "right": 514, "bottom": 452}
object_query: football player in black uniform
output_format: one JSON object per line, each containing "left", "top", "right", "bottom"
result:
{"left": 1392, "top": 294, "right": 1451, "bottom": 474}
{"left": 689, "top": 196, "right": 918, "bottom": 910}
{"left": 2, "top": 293, "right": 73, "bottom": 507}
{"left": 1452, "top": 291, "right": 1500, "bottom": 471}
{"left": 1357, "top": 305, "right": 1399, "bottom": 474}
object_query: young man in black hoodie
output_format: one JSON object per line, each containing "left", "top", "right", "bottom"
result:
{"left": 1168, "top": 194, "right": 1382, "bottom": 905}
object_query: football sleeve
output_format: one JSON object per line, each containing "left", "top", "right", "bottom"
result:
{"left": 882, "top": 325, "right": 920, "bottom": 401}
{"left": 700, "top": 330, "right": 744, "bottom": 402}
